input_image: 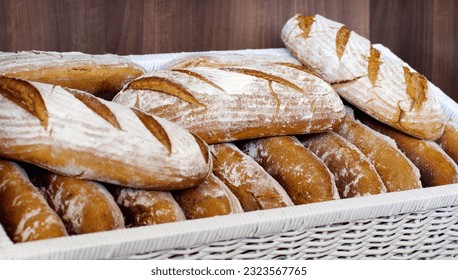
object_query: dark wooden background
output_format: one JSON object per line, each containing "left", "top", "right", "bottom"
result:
{"left": 0, "top": 0, "right": 457, "bottom": 101}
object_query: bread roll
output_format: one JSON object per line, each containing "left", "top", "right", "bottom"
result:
{"left": 0, "top": 77, "right": 211, "bottom": 190}
{"left": 240, "top": 136, "right": 339, "bottom": 204}
{"left": 358, "top": 113, "right": 458, "bottom": 187}
{"left": 31, "top": 172, "right": 124, "bottom": 235}
{"left": 436, "top": 122, "right": 458, "bottom": 164}
{"left": 165, "top": 53, "right": 302, "bottom": 69}
{"left": 211, "top": 143, "right": 294, "bottom": 211}
{"left": 173, "top": 173, "right": 243, "bottom": 219}
{"left": 299, "top": 132, "right": 387, "bottom": 198}
{"left": 113, "top": 63, "right": 345, "bottom": 144}
{"left": 0, "top": 50, "right": 144, "bottom": 100}
{"left": 112, "top": 188, "right": 185, "bottom": 227}
{"left": 281, "top": 14, "right": 444, "bottom": 140}
{"left": 336, "top": 108, "right": 422, "bottom": 192}
{"left": 0, "top": 160, "right": 67, "bottom": 243}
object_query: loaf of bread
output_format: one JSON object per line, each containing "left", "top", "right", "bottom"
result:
{"left": 436, "top": 121, "right": 458, "bottom": 164}
{"left": 241, "top": 136, "right": 339, "bottom": 204}
{"left": 165, "top": 53, "right": 302, "bottom": 69}
{"left": 299, "top": 132, "right": 386, "bottom": 198}
{"left": 0, "top": 50, "right": 144, "bottom": 100}
{"left": 113, "top": 63, "right": 345, "bottom": 144}
{"left": 336, "top": 107, "right": 422, "bottom": 192}
{"left": 31, "top": 171, "right": 125, "bottom": 235}
{"left": 281, "top": 14, "right": 445, "bottom": 140}
{"left": 112, "top": 187, "right": 185, "bottom": 227}
{"left": 211, "top": 143, "right": 294, "bottom": 211}
{"left": 358, "top": 113, "right": 458, "bottom": 187}
{"left": 173, "top": 173, "right": 243, "bottom": 219}
{"left": 0, "top": 160, "right": 68, "bottom": 243}
{"left": 0, "top": 77, "right": 211, "bottom": 190}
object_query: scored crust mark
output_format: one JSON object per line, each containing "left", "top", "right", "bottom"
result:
{"left": 275, "top": 62, "right": 320, "bottom": 78}
{"left": 268, "top": 81, "right": 281, "bottom": 118}
{"left": 368, "top": 46, "right": 381, "bottom": 87}
{"left": 171, "top": 69, "right": 225, "bottom": 93}
{"left": 68, "top": 89, "right": 122, "bottom": 130}
{"left": 192, "top": 133, "right": 210, "bottom": 165}
{"left": 336, "top": 26, "right": 351, "bottom": 60}
{"left": 331, "top": 76, "right": 364, "bottom": 87}
{"left": 128, "top": 76, "right": 206, "bottom": 108}
{"left": 296, "top": 15, "right": 315, "bottom": 39}
{"left": 132, "top": 109, "right": 172, "bottom": 155}
{"left": 220, "top": 68, "right": 303, "bottom": 93}
{"left": 403, "top": 67, "right": 428, "bottom": 110}
{"left": 0, "top": 76, "right": 48, "bottom": 129}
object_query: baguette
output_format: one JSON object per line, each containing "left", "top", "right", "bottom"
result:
{"left": 211, "top": 143, "right": 294, "bottom": 211}
{"left": 173, "top": 173, "right": 243, "bottom": 219}
{"left": 358, "top": 113, "right": 458, "bottom": 187}
{"left": 0, "top": 77, "right": 211, "bottom": 190}
{"left": 0, "top": 51, "right": 144, "bottom": 100}
{"left": 299, "top": 132, "right": 387, "bottom": 198}
{"left": 113, "top": 63, "right": 345, "bottom": 144}
{"left": 0, "top": 159, "right": 68, "bottom": 242}
{"left": 240, "top": 136, "right": 339, "bottom": 204}
{"left": 436, "top": 122, "right": 458, "bottom": 164}
{"left": 112, "top": 188, "right": 185, "bottom": 227}
{"left": 336, "top": 107, "right": 422, "bottom": 192}
{"left": 281, "top": 14, "right": 444, "bottom": 140}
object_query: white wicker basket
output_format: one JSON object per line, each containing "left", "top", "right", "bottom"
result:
{"left": 1, "top": 48, "right": 457, "bottom": 260}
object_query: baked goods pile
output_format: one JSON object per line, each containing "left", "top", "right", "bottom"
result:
{"left": 1, "top": 14, "right": 457, "bottom": 244}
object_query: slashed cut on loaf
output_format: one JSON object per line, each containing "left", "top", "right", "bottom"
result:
{"left": 113, "top": 63, "right": 345, "bottom": 144}
{"left": 281, "top": 14, "right": 445, "bottom": 140}
{"left": 0, "top": 77, "right": 211, "bottom": 191}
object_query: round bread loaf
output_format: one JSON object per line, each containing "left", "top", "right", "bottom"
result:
{"left": 211, "top": 143, "right": 294, "bottom": 211}
{"left": 240, "top": 136, "right": 339, "bottom": 204}
{"left": 173, "top": 173, "right": 243, "bottom": 219}
{"left": 436, "top": 121, "right": 458, "bottom": 164}
{"left": 299, "top": 132, "right": 387, "bottom": 198}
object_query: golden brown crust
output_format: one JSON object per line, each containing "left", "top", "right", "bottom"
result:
{"left": 211, "top": 143, "right": 294, "bottom": 211}
{"left": 336, "top": 110, "right": 422, "bottom": 192}
{"left": 358, "top": 113, "right": 458, "bottom": 187}
{"left": 0, "top": 160, "right": 67, "bottom": 243}
{"left": 299, "top": 132, "right": 387, "bottom": 198}
{"left": 173, "top": 173, "right": 243, "bottom": 219}
{"left": 241, "top": 136, "right": 339, "bottom": 204}
{"left": 112, "top": 188, "right": 186, "bottom": 227}
{"left": 436, "top": 122, "right": 458, "bottom": 164}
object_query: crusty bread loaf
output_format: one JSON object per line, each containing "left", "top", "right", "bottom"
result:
{"left": 436, "top": 121, "right": 458, "bottom": 164}
{"left": 112, "top": 188, "right": 186, "bottom": 227}
{"left": 358, "top": 113, "right": 458, "bottom": 187}
{"left": 281, "top": 14, "right": 445, "bottom": 140}
{"left": 0, "top": 50, "right": 145, "bottom": 100}
{"left": 173, "top": 173, "right": 243, "bottom": 219}
{"left": 0, "top": 77, "right": 211, "bottom": 191}
{"left": 241, "top": 136, "right": 339, "bottom": 204}
{"left": 211, "top": 143, "right": 294, "bottom": 211}
{"left": 31, "top": 172, "right": 124, "bottom": 235}
{"left": 299, "top": 132, "right": 387, "bottom": 198}
{"left": 0, "top": 159, "right": 68, "bottom": 243}
{"left": 165, "top": 53, "right": 302, "bottom": 69}
{"left": 113, "top": 63, "right": 345, "bottom": 144}
{"left": 336, "top": 107, "right": 422, "bottom": 192}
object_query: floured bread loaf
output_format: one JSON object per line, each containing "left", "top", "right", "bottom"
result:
{"left": 241, "top": 136, "right": 339, "bottom": 204}
{"left": 281, "top": 14, "right": 445, "bottom": 140}
{"left": 436, "top": 122, "right": 458, "bottom": 164}
{"left": 0, "top": 51, "right": 144, "bottom": 100}
{"left": 165, "top": 53, "right": 302, "bottom": 69}
{"left": 299, "top": 132, "right": 387, "bottom": 198}
{"left": 0, "top": 77, "right": 211, "bottom": 190}
{"left": 211, "top": 143, "right": 294, "bottom": 211}
{"left": 336, "top": 107, "right": 422, "bottom": 192}
{"left": 0, "top": 160, "right": 68, "bottom": 243}
{"left": 359, "top": 113, "right": 458, "bottom": 187}
{"left": 112, "top": 188, "right": 185, "bottom": 227}
{"left": 31, "top": 171, "right": 125, "bottom": 235}
{"left": 173, "top": 173, "right": 243, "bottom": 219}
{"left": 113, "top": 63, "right": 345, "bottom": 144}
